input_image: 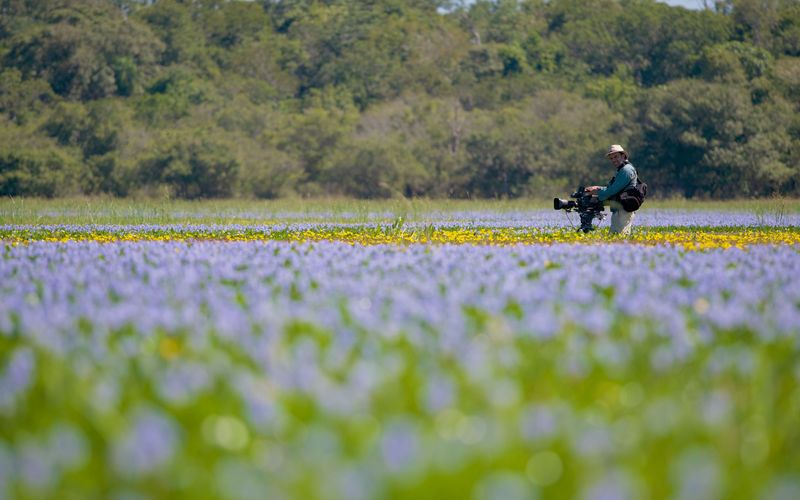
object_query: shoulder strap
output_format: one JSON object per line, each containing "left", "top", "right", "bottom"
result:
{"left": 625, "top": 162, "right": 638, "bottom": 187}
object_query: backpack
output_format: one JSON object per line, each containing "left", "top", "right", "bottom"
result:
{"left": 618, "top": 169, "right": 647, "bottom": 212}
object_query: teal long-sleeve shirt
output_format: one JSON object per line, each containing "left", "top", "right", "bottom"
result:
{"left": 597, "top": 162, "right": 636, "bottom": 202}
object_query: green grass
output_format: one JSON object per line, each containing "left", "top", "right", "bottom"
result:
{"left": 1, "top": 196, "right": 799, "bottom": 225}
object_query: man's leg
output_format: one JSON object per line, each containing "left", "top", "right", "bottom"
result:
{"left": 609, "top": 202, "right": 635, "bottom": 235}
{"left": 608, "top": 200, "right": 634, "bottom": 236}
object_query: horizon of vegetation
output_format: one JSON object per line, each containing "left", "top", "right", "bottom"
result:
{"left": 1, "top": 0, "right": 799, "bottom": 201}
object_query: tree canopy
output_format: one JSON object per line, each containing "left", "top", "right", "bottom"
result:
{"left": 1, "top": 0, "right": 799, "bottom": 198}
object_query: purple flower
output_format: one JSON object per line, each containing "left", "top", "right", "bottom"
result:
{"left": 0, "top": 347, "right": 35, "bottom": 413}
{"left": 381, "top": 420, "right": 419, "bottom": 473}
{"left": 112, "top": 407, "right": 180, "bottom": 477}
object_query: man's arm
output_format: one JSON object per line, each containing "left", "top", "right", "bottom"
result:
{"left": 597, "top": 165, "right": 635, "bottom": 201}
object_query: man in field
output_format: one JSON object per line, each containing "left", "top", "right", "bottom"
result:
{"left": 584, "top": 144, "right": 638, "bottom": 235}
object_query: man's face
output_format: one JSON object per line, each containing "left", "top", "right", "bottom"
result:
{"left": 607, "top": 152, "right": 626, "bottom": 167}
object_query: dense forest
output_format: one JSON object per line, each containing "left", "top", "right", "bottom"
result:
{"left": 1, "top": 0, "right": 799, "bottom": 199}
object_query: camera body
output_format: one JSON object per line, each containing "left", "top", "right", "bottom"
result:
{"left": 553, "top": 186, "right": 606, "bottom": 232}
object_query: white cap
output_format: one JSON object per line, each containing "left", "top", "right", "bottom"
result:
{"left": 606, "top": 144, "right": 627, "bottom": 157}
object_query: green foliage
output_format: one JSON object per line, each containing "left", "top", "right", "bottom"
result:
{"left": 43, "top": 101, "right": 120, "bottom": 157}
{"left": 238, "top": 147, "right": 303, "bottom": 199}
{"left": 0, "top": 68, "right": 54, "bottom": 124}
{"left": 614, "top": 1, "right": 732, "bottom": 85}
{"left": 112, "top": 56, "right": 137, "bottom": 97}
{"left": 0, "top": 120, "right": 80, "bottom": 197}
{"left": 774, "top": 2, "right": 800, "bottom": 56}
{"left": 271, "top": 94, "right": 359, "bottom": 195}
{"left": 461, "top": 91, "right": 626, "bottom": 198}
{"left": 199, "top": 0, "right": 270, "bottom": 49}
{"left": 699, "top": 41, "right": 774, "bottom": 82}
{"left": 138, "top": 131, "right": 239, "bottom": 199}
{"left": 772, "top": 56, "right": 800, "bottom": 100}
{"left": 328, "top": 137, "right": 430, "bottom": 198}
{"left": 583, "top": 65, "right": 639, "bottom": 110}
{"left": 135, "top": 0, "right": 198, "bottom": 65}
{"left": 634, "top": 79, "right": 797, "bottom": 197}
{"left": 3, "top": 0, "right": 164, "bottom": 100}
{"left": 0, "top": 0, "right": 799, "bottom": 199}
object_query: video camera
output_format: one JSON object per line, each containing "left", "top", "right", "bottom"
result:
{"left": 553, "top": 186, "right": 606, "bottom": 233}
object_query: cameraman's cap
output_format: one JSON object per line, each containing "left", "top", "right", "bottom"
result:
{"left": 606, "top": 144, "right": 627, "bottom": 157}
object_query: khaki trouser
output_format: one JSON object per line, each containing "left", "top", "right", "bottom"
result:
{"left": 608, "top": 200, "right": 635, "bottom": 235}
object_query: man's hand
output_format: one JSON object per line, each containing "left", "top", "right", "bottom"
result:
{"left": 584, "top": 186, "right": 602, "bottom": 194}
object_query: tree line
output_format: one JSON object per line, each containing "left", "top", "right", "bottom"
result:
{"left": 1, "top": 0, "right": 799, "bottom": 199}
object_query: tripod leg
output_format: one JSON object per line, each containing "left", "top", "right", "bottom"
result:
{"left": 579, "top": 213, "right": 595, "bottom": 233}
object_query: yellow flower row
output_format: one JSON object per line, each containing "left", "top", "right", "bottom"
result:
{"left": 4, "top": 226, "right": 800, "bottom": 249}
{"left": 280, "top": 228, "right": 800, "bottom": 249}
